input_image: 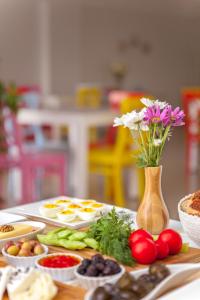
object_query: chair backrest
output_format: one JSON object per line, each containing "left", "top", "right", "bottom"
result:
{"left": 1, "top": 108, "right": 23, "bottom": 158}
{"left": 114, "top": 95, "right": 147, "bottom": 156}
{"left": 108, "top": 90, "right": 151, "bottom": 112}
{"left": 182, "top": 88, "right": 200, "bottom": 138}
{"left": 76, "top": 85, "right": 101, "bottom": 108}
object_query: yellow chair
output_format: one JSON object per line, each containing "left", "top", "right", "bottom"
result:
{"left": 76, "top": 86, "right": 102, "bottom": 108}
{"left": 89, "top": 95, "right": 148, "bottom": 207}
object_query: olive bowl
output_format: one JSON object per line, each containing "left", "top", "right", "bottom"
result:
{"left": 84, "top": 264, "right": 193, "bottom": 300}
{"left": 75, "top": 265, "right": 125, "bottom": 290}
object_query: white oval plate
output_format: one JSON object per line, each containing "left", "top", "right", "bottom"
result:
{"left": 0, "top": 221, "right": 46, "bottom": 251}
{"left": 84, "top": 264, "right": 196, "bottom": 300}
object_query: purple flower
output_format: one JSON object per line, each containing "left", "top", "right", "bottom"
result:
{"left": 164, "top": 106, "right": 185, "bottom": 126}
{"left": 144, "top": 105, "right": 169, "bottom": 125}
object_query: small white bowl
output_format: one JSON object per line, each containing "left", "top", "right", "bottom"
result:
{"left": 178, "top": 194, "right": 200, "bottom": 246}
{"left": 2, "top": 244, "right": 48, "bottom": 268}
{"left": 0, "top": 221, "right": 46, "bottom": 251}
{"left": 35, "top": 253, "right": 82, "bottom": 282}
{"left": 75, "top": 265, "right": 125, "bottom": 290}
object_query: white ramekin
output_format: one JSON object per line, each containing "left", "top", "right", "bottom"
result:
{"left": 2, "top": 244, "right": 48, "bottom": 268}
{"left": 75, "top": 265, "right": 125, "bottom": 290}
{"left": 178, "top": 194, "right": 200, "bottom": 246}
{"left": 35, "top": 253, "right": 83, "bottom": 282}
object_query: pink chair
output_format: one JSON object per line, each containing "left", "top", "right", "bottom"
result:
{"left": 1, "top": 108, "right": 67, "bottom": 203}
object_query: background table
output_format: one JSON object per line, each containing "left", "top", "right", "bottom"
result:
{"left": 18, "top": 108, "right": 116, "bottom": 198}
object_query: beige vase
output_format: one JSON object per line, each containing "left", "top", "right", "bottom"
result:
{"left": 136, "top": 166, "right": 169, "bottom": 235}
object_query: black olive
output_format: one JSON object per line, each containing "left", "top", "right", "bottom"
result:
{"left": 117, "top": 289, "right": 139, "bottom": 300}
{"left": 116, "top": 272, "right": 135, "bottom": 289}
{"left": 130, "top": 281, "right": 149, "bottom": 298}
{"left": 81, "top": 258, "right": 91, "bottom": 268}
{"left": 103, "top": 266, "right": 112, "bottom": 276}
{"left": 92, "top": 287, "right": 110, "bottom": 300}
{"left": 85, "top": 265, "right": 99, "bottom": 277}
{"left": 104, "top": 283, "right": 119, "bottom": 296}
{"left": 92, "top": 254, "right": 105, "bottom": 264}
{"left": 137, "top": 274, "right": 156, "bottom": 292}
{"left": 96, "top": 263, "right": 105, "bottom": 272}
{"left": 149, "top": 263, "right": 170, "bottom": 283}
{"left": 77, "top": 265, "right": 86, "bottom": 275}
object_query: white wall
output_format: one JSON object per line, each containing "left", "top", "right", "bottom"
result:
{"left": 0, "top": 0, "right": 39, "bottom": 86}
{"left": 0, "top": 0, "right": 200, "bottom": 103}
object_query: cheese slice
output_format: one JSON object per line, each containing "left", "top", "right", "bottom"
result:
{"left": 7, "top": 268, "right": 57, "bottom": 300}
{"left": 0, "top": 266, "right": 12, "bottom": 300}
{"left": 7, "top": 268, "right": 37, "bottom": 296}
{"left": 0, "top": 224, "right": 34, "bottom": 240}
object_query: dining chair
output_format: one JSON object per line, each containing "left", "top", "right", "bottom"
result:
{"left": 182, "top": 88, "right": 200, "bottom": 176}
{"left": 88, "top": 95, "right": 146, "bottom": 207}
{"left": 0, "top": 108, "right": 67, "bottom": 203}
{"left": 76, "top": 84, "right": 102, "bottom": 108}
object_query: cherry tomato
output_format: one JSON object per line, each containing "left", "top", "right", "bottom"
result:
{"left": 131, "top": 238, "right": 157, "bottom": 264}
{"left": 129, "top": 229, "right": 153, "bottom": 248}
{"left": 158, "top": 229, "right": 182, "bottom": 255}
{"left": 155, "top": 239, "right": 169, "bottom": 259}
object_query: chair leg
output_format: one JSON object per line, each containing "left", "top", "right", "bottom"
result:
{"left": 112, "top": 166, "right": 125, "bottom": 207}
{"left": 59, "top": 164, "right": 66, "bottom": 195}
{"left": 104, "top": 175, "right": 112, "bottom": 202}
{"left": 136, "top": 167, "right": 145, "bottom": 201}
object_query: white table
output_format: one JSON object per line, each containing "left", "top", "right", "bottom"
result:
{"left": 17, "top": 108, "right": 116, "bottom": 198}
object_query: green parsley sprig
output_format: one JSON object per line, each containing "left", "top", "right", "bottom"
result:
{"left": 87, "top": 208, "right": 134, "bottom": 266}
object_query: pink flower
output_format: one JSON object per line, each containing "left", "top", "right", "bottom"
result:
{"left": 144, "top": 105, "right": 169, "bottom": 125}
{"left": 164, "top": 106, "right": 185, "bottom": 126}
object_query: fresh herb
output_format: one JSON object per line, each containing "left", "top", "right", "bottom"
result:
{"left": 87, "top": 208, "right": 134, "bottom": 266}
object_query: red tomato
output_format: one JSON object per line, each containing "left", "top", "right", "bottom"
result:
{"left": 155, "top": 239, "right": 169, "bottom": 259}
{"left": 158, "top": 229, "right": 182, "bottom": 255}
{"left": 129, "top": 229, "right": 153, "bottom": 248}
{"left": 131, "top": 238, "right": 157, "bottom": 264}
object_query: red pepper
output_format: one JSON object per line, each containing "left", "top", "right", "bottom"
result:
{"left": 39, "top": 255, "right": 80, "bottom": 268}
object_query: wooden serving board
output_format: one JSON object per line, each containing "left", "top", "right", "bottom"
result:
{"left": 1, "top": 221, "right": 200, "bottom": 299}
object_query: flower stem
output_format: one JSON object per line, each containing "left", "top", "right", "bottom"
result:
{"left": 138, "top": 127, "right": 148, "bottom": 163}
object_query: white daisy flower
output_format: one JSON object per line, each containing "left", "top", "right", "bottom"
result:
{"left": 122, "top": 111, "right": 149, "bottom": 131}
{"left": 113, "top": 116, "right": 124, "bottom": 127}
{"left": 140, "top": 97, "right": 167, "bottom": 109}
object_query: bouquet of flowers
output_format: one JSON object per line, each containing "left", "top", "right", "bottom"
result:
{"left": 114, "top": 98, "right": 185, "bottom": 167}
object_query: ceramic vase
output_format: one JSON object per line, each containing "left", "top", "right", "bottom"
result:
{"left": 136, "top": 166, "right": 169, "bottom": 235}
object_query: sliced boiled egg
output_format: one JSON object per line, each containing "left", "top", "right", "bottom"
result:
{"left": 39, "top": 203, "right": 61, "bottom": 218}
{"left": 57, "top": 209, "right": 76, "bottom": 222}
{"left": 54, "top": 199, "right": 73, "bottom": 207}
{"left": 79, "top": 200, "right": 97, "bottom": 207}
{"left": 66, "top": 203, "right": 82, "bottom": 210}
{"left": 77, "top": 208, "right": 97, "bottom": 221}
{"left": 90, "top": 202, "right": 105, "bottom": 213}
